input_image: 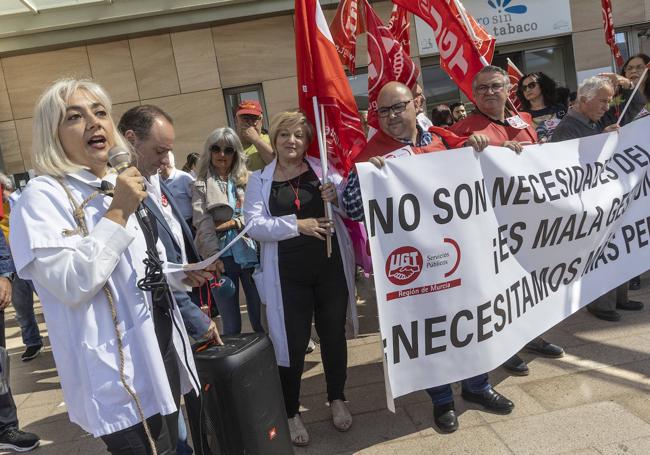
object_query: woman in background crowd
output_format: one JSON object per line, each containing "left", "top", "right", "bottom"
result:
{"left": 516, "top": 72, "right": 566, "bottom": 142}
{"left": 430, "top": 104, "right": 454, "bottom": 127}
{"left": 182, "top": 152, "right": 200, "bottom": 178}
{"left": 192, "top": 127, "right": 263, "bottom": 334}
{"left": 244, "top": 111, "right": 357, "bottom": 447}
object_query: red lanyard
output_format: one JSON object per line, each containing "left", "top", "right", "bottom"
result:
{"left": 287, "top": 173, "right": 302, "bottom": 211}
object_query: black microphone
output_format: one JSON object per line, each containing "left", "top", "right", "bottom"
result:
{"left": 107, "top": 145, "right": 155, "bottom": 235}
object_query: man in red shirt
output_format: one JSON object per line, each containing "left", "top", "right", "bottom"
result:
{"left": 451, "top": 66, "right": 564, "bottom": 377}
{"left": 451, "top": 66, "right": 537, "bottom": 152}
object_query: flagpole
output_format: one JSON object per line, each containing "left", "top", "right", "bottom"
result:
{"left": 453, "top": 0, "right": 489, "bottom": 67}
{"left": 312, "top": 96, "right": 333, "bottom": 258}
{"left": 616, "top": 67, "right": 648, "bottom": 126}
{"left": 506, "top": 58, "right": 523, "bottom": 77}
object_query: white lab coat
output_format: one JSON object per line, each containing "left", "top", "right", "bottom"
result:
{"left": 244, "top": 156, "right": 358, "bottom": 367}
{"left": 9, "top": 170, "right": 198, "bottom": 437}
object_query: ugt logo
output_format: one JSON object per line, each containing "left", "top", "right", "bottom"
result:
{"left": 385, "top": 246, "right": 423, "bottom": 286}
{"left": 488, "top": 0, "right": 527, "bottom": 14}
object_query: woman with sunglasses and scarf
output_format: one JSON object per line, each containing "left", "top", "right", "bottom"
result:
{"left": 192, "top": 127, "right": 263, "bottom": 335}
{"left": 516, "top": 72, "right": 566, "bottom": 142}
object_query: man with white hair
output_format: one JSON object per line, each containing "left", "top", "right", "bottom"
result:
{"left": 551, "top": 75, "right": 635, "bottom": 141}
{"left": 551, "top": 75, "right": 644, "bottom": 321}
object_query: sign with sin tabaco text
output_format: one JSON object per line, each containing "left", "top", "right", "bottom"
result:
{"left": 415, "top": 0, "right": 572, "bottom": 55}
{"left": 357, "top": 116, "right": 650, "bottom": 398}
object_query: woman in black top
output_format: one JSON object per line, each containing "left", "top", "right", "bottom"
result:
{"left": 516, "top": 72, "right": 566, "bottom": 142}
{"left": 244, "top": 111, "right": 356, "bottom": 446}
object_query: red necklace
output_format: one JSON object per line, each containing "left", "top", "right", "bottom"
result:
{"left": 278, "top": 162, "right": 304, "bottom": 211}
{"left": 288, "top": 173, "right": 301, "bottom": 211}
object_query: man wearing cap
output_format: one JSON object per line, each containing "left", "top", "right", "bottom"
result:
{"left": 235, "top": 100, "right": 274, "bottom": 171}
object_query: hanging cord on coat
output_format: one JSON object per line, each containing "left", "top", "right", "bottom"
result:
{"left": 57, "top": 180, "right": 158, "bottom": 455}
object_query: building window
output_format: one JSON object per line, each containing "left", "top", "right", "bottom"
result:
{"left": 223, "top": 84, "right": 269, "bottom": 130}
{"left": 420, "top": 64, "right": 460, "bottom": 110}
{"left": 347, "top": 69, "right": 369, "bottom": 111}
{"left": 494, "top": 47, "right": 568, "bottom": 88}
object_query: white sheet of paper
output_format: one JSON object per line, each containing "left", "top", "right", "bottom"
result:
{"left": 165, "top": 223, "right": 253, "bottom": 274}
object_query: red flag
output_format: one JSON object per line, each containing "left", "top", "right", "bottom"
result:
{"left": 393, "top": 0, "right": 494, "bottom": 101}
{"left": 365, "top": 0, "right": 419, "bottom": 130}
{"left": 450, "top": 0, "right": 495, "bottom": 64}
{"left": 388, "top": 4, "right": 411, "bottom": 56}
{"left": 507, "top": 58, "right": 524, "bottom": 110}
{"left": 295, "top": 0, "right": 366, "bottom": 176}
{"left": 601, "top": 0, "right": 624, "bottom": 68}
{"left": 329, "top": 0, "right": 365, "bottom": 75}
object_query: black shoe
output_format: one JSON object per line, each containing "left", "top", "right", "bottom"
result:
{"left": 502, "top": 354, "right": 529, "bottom": 376}
{"left": 630, "top": 276, "right": 641, "bottom": 291}
{"left": 616, "top": 300, "right": 644, "bottom": 311}
{"left": 524, "top": 338, "right": 564, "bottom": 358}
{"left": 433, "top": 402, "right": 458, "bottom": 433}
{"left": 20, "top": 345, "right": 42, "bottom": 362}
{"left": 462, "top": 387, "right": 514, "bottom": 415}
{"left": 588, "top": 307, "right": 621, "bottom": 321}
{"left": 0, "top": 428, "right": 40, "bottom": 452}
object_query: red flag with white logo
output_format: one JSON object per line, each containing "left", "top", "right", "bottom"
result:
{"left": 392, "top": 0, "right": 494, "bottom": 101}
{"left": 601, "top": 0, "right": 624, "bottom": 68}
{"left": 449, "top": 0, "right": 495, "bottom": 65}
{"left": 295, "top": 0, "right": 366, "bottom": 176}
{"left": 507, "top": 58, "right": 524, "bottom": 110}
{"left": 388, "top": 4, "right": 411, "bottom": 57}
{"left": 366, "top": 0, "right": 419, "bottom": 130}
{"left": 329, "top": 0, "right": 365, "bottom": 75}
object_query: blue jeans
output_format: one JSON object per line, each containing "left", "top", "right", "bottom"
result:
{"left": 217, "top": 256, "right": 263, "bottom": 335}
{"left": 176, "top": 412, "right": 192, "bottom": 455}
{"left": 11, "top": 277, "right": 42, "bottom": 348}
{"left": 425, "top": 373, "right": 490, "bottom": 406}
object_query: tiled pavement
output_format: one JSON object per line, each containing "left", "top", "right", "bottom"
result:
{"left": 5, "top": 274, "right": 650, "bottom": 454}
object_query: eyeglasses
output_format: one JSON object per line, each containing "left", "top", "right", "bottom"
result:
{"left": 377, "top": 100, "right": 412, "bottom": 118}
{"left": 476, "top": 83, "right": 506, "bottom": 94}
{"left": 522, "top": 81, "right": 538, "bottom": 91}
{"left": 210, "top": 144, "right": 236, "bottom": 155}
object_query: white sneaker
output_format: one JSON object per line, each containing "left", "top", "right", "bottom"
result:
{"left": 288, "top": 415, "right": 309, "bottom": 446}
{"left": 331, "top": 399, "right": 352, "bottom": 432}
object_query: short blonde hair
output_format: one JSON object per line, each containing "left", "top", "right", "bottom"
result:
{"left": 268, "top": 111, "right": 314, "bottom": 156}
{"left": 196, "top": 127, "right": 249, "bottom": 186}
{"left": 32, "top": 78, "right": 128, "bottom": 177}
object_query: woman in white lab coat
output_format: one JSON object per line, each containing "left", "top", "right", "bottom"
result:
{"left": 9, "top": 79, "right": 200, "bottom": 454}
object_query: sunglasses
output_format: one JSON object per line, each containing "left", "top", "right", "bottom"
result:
{"left": 522, "top": 81, "right": 538, "bottom": 91}
{"left": 210, "top": 144, "right": 236, "bottom": 155}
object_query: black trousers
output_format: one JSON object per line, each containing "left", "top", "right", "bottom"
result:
{"left": 101, "top": 301, "right": 181, "bottom": 454}
{"left": 277, "top": 238, "right": 349, "bottom": 417}
{"left": 0, "top": 310, "right": 18, "bottom": 433}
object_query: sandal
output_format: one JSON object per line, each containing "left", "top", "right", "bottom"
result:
{"left": 331, "top": 399, "right": 352, "bottom": 432}
{"left": 288, "top": 414, "right": 309, "bottom": 446}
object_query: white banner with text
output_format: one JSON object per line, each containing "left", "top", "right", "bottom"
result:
{"left": 357, "top": 116, "right": 650, "bottom": 398}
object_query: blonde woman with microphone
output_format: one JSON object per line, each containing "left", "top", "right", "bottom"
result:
{"left": 9, "top": 79, "right": 204, "bottom": 454}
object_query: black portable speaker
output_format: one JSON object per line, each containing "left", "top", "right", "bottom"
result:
{"left": 191, "top": 333, "right": 294, "bottom": 455}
